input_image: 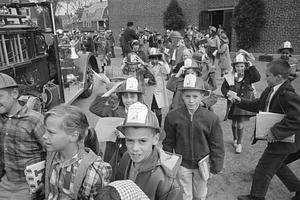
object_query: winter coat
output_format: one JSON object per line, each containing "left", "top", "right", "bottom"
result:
{"left": 123, "top": 28, "right": 139, "bottom": 55}
{"left": 89, "top": 95, "right": 126, "bottom": 118}
{"left": 221, "top": 65, "right": 261, "bottom": 119}
{"left": 115, "top": 147, "right": 183, "bottom": 200}
{"left": 163, "top": 106, "right": 225, "bottom": 173}
{"left": 237, "top": 80, "right": 300, "bottom": 154}
{"left": 218, "top": 40, "right": 232, "bottom": 71}
{"left": 145, "top": 61, "right": 170, "bottom": 108}
{"left": 169, "top": 43, "right": 186, "bottom": 67}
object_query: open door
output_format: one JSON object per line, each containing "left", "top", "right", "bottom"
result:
{"left": 199, "top": 11, "right": 211, "bottom": 31}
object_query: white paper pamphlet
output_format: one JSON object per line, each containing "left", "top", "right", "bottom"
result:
{"left": 198, "top": 155, "right": 210, "bottom": 181}
{"left": 224, "top": 73, "right": 235, "bottom": 86}
{"left": 95, "top": 117, "right": 125, "bottom": 142}
{"left": 24, "top": 160, "right": 45, "bottom": 194}
{"left": 255, "top": 112, "right": 295, "bottom": 143}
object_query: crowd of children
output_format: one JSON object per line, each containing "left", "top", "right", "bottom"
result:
{"left": 0, "top": 21, "right": 300, "bottom": 200}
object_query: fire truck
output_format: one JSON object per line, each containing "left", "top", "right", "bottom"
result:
{"left": 0, "top": 1, "right": 99, "bottom": 111}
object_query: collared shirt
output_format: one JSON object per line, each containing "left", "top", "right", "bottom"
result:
{"left": 48, "top": 149, "right": 111, "bottom": 200}
{"left": 0, "top": 106, "right": 45, "bottom": 183}
{"left": 266, "top": 82, "right": 284, "bottom": 112}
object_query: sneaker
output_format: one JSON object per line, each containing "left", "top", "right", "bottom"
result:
{"left": 236, "top": 144, "right": 242, "bottom": 153}
{"left": 237, "top": 195, "right": 265, "bottom": 200}
{"left": 292, "top": 191, "right": 300, "bottom": 200}
{"left": 233, "top": 140, "right": 238, "bottom": 148}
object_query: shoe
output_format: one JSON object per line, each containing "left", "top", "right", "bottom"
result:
{"left": 237, "top": 195, "right": 265, "bottom": 200}
{"left": 237, "top": 195, "right": 251, "bottom": 200}
{"left": 233, "top": 140, "right": 238, "bottom": 148}
{"left": 292, "top": 191, "right": 300, "bottom": 200}
{"left": 236, "top": 144, "right": 242, "bottom": 153}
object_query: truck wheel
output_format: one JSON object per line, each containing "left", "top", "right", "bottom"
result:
{"left": 80, "top": 63, "right": 94, "bottom": 98}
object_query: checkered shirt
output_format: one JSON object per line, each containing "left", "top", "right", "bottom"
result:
{"left": 48, "top": 149, "right": 112, "bottom": 200}
{"left": 0, "top": 106, "right": 45, "bottom": 182}
{"left": 109, "top": 180, "right": 150, "bottom": 200}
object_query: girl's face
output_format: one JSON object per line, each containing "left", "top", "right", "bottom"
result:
{"left": 43, "top": 116, "right": 73, "bottom": 152}
{"left": 235, "top": 63, "right": 246, "bottom": 74}
{"left": 150, "top": 57, "right": 159, "bottom": 65}
{"left": 280, "top": 49, "right": 291, "bottom": 60}
{"left": 185, "top": 69, "right": 197, "bottom": 76}
{"left": 121, "top": 92, "right": 139, "bottom": 109}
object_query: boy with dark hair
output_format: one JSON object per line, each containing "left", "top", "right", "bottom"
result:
{"left": 163, "top": 74, "right": 224, "bottom": 200}
{"left": 235, "top": 59, "right": 300, "bottom": 200}
{"left": 0, "top": 73, "right": 45, "bottom": 200}
{"left": 115, "top": 102, "right": 182, "bottom": 200}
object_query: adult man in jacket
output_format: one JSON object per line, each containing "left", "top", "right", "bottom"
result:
{"left": 123, "top": 22, "right": 139, "bottom": 56}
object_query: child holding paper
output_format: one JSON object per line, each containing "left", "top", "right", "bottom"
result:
{"left": 115, "top": 102, "right": 183, "bottom": 200}
{"left": 221, "top": 52, "right": 260, "bottom": 153}
{"left": 89, "top": 77, "right": 144, "bottom": 180}
{"left": 43, "top": 105, "right": 112, "bottom": 200}
{"left": 163, "top": 74, "right": 224, "bottom": 200}
{"left": 233, "top": 59, "right": 300, "bottom": 200}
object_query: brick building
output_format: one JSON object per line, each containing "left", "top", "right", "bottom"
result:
{"left": 108, "top": 0, "right": 300, "bottom": 54}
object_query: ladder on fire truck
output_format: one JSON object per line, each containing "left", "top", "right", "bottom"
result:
{"left": 0, "top": 5, "right": 31, "bottom": 68}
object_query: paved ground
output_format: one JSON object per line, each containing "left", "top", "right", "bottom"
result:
{"left": 73, "top": 48, "right": 300, "bottom": 200}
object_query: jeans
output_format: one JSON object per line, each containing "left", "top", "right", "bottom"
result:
{"left": 178, "top": 166, "right": 208, "bottom": 200}
{"left": 250, "top": 149, "right": 300, "bottom": 198}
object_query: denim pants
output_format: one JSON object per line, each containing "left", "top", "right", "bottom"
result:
{"left": 178, "top": 166, "right": 208, "bottom": 200}
{"left": 250, "top": 149, "right": 300, "bottom": 198}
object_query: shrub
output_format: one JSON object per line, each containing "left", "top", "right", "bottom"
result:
{"left": 232, "top": 0, "right": 266, "bottom": 50}
{"left": 163, "top": 0, "right": 186, "bottom": 31}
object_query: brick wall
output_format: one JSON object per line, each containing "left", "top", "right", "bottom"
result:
{"left": 108, "top": 0, "right": 300, "bottom": 54}
{"left": 249, "top": 0, "right": 300, "bottom": 54}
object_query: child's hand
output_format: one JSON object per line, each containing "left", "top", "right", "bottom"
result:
{"left": 176, "top": 66, "right": 185, "bottom": 77}
{"left": 266, "top": 131, "right": 276, "bottom": 143}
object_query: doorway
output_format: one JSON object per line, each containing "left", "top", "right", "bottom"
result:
{"left": 199, "top": 8, "right": 234, "bottom": 48}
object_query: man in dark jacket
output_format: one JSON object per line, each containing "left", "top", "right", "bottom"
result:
{"left": 236, "top": 59, "right": 300, "bottom": 200}
{"left": 163, "top": 74, "right": 224, "bottom": 200}
{"left": 123, "top": 22, "right": 139, "bottom": 56}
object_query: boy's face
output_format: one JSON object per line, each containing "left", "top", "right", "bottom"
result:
{"left": 182, "top": 90, "right": 204, "bottom": 111}
{"left": 124, "top": 127, "right": 159, "bottom": 163}
{"left": 265, "top": 67, "right": 280, "bottom": 87}
{"left": 121, "top": 93, "right": 138, "bottom": 110}
{"left": 0, "top": 88, "right": 17, "bottom": 115}
{"left": 280, "top": 49, "right": 291, "bottom": 60}
{"left": 43, "top": 116, "right": 74, "bottom": 152}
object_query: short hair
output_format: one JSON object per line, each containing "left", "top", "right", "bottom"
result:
{"left": 267, "top": 59, "right": 290, "bottom": 79}
{"left": 95, "top": 186, "right": 121, "bottom": 200}
{"left": 127, "top": 22, "right": 134, "bottom": 27}
{"left": 44, "top": 104, "right": 89, "bottom": 141}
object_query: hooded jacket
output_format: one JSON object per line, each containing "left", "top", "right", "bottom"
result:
{"left": 238, "top": 80, "right": 300, "bottom": 154}
{"left": 115, "top": 147, "right": 183, "bottom": 200}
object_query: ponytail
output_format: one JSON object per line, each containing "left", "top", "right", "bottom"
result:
{"left": 84, "top": 127, "right": 100, "bottom": 156}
